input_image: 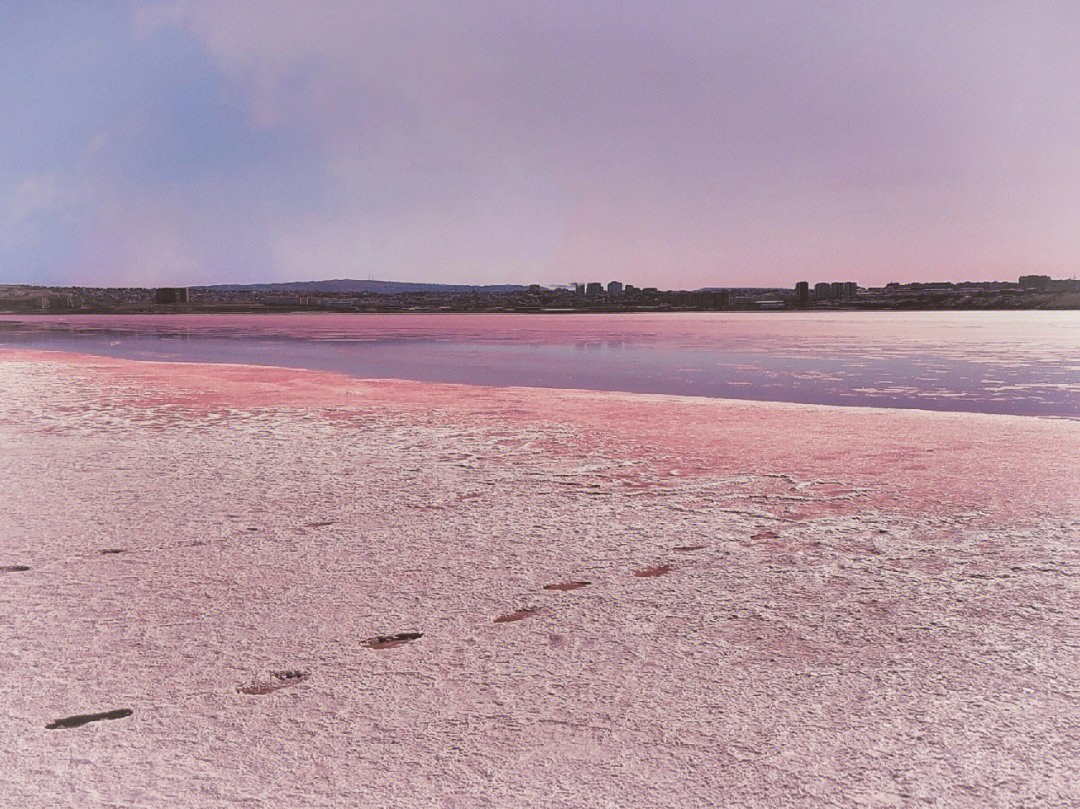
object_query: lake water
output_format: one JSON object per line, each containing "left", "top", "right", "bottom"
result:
{"left": 2, "top": 311, "right": 1079, "bottom": 419}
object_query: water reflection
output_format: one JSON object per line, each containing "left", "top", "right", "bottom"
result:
{"left": 1, "top": 312, "right": 1078, "bottom": 419}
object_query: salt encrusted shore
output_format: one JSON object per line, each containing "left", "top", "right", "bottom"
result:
{"left": 2, "top": 349, "right": 1079, "bottom": 808}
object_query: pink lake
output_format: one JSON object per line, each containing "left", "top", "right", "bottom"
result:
{"left": 2, "top": 311, "right": 1079, "bottom": 417}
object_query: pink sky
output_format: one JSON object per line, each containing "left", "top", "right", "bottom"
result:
{"left": 3, "top": 1, "right": 1080, "bottom": 288}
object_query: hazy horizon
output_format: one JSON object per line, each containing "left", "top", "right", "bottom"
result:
{"left": 4, "top": 274, "right": 1064, "bottom": 292}
{"left": 4, "top": 2, "right": 1080, "bottom": 289}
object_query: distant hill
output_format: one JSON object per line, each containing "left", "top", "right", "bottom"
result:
{"left": 194, "top": 279, "right": 526, "bottom": 294}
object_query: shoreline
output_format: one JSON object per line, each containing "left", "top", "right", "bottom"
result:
{"left": 2, "top": 348, "right": 1079, "bottom": 807}
{"left": 4, "top": 310, "right": 1078, "bottom": 424}
{"left": 4, "top": 346, "right": 1079, "bottom": 520}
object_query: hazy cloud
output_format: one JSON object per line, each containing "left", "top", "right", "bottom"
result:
{"left": 3, "top": 1, "right": 1079, "bottom": 286}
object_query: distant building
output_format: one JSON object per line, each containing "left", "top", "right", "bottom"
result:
{"left": 585, "top": 282, "right": 603, "bottom": 297}
{"left": 267, "top": 295, "right": 309, "bottom": 307}
{"left": 842, "top": 281, "right": 858, "bottom": 298}
{"left": 814, "top": 282, "right": 832, "bottom": 300}
{"left": 684, "top": 290, "right": 728, "bottom": 309}
{"left": 830, "top": 281, "right": 844, "bottom": 300}
{"left": 574, "top": 283, "right": 585, "bottom": 296}
{"left": 154, "top": 287, "right": 189, "bottom": 305}
{"left": 1019, "top": 274, "right": 1051, "bottom": 290}
{"left": 624, "top": 284, "right": 638, "bottom": 294}
{"left": 702, "top": 290, "right": 730, "bottom": 308}
{"left": 794, "top": 281, "right": 810, "bottom": 305}
{"left": 607, "top": 281, "right": 623, "bottom": 297}
{"left": 1049, "top": 278, "right": 1080, "bottom": 292}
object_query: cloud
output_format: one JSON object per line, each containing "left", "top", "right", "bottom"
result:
{"left": 3, "top": 175, "right": 64, "bottom": 234}
{"left": 3, "top": 1, "right": 1080, "bottom": 286}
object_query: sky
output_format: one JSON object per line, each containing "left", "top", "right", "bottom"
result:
{"left": 2, "top": 1, "right": 1080, "bottom": 289}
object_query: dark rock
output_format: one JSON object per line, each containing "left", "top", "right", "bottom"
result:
{"left": 46, "top": 709, "right": 132, "bottom": 729}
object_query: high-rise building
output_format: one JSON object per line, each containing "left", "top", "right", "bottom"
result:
{"left": 585, "top": 282, "right": 603, "bottom": 297}
{"left": 1019, "top": 275, "right": 1051, "bottom": 289}
{"left": 814, "top": 282, "right": 832, "bottom": 300}
{"left": 795, "top": 281, "right": 810, "bottom": 305}
{"left": 607, "top": 281, "right": 623, "bottom": 297}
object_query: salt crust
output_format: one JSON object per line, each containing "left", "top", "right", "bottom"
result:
{"left": 2, "top": 350, "right": 1079, "bottom": 808}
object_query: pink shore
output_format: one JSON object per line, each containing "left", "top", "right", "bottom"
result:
{"left": 6, "top": 347, "right": 1079, "bottom": 520}
{"left": 2, "top": 348, "right": 1079, "bottom": 808}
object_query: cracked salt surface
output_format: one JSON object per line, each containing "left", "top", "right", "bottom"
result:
{"left": 2, "top": 351, "right": 1080, "bottom": 807}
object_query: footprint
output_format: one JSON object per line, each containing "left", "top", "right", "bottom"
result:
{"left": 634, "top": 565, "right": 673, "bottom": 578}
{"left": 363, "top": 632, "right": 423, "bottom": 650}
{"left": 674, "top": 544, "right": 707, "bottom": 552}
{"left": 494, "top": 608, "right": 538, "bottom": 624}
{"left": 100, "top": 549, "right": 126, "bottom": 555}
{"left": 542, "top": 581, "right": 590, "bottom": 592}
{"left": 1, "top": 565, "right": 30, "bottom": 573}
{"left": 237, "top": 670, "right": 309, "bottom": 695}
{"left": 46, "top": 708, "right": 132, "bottom": 729}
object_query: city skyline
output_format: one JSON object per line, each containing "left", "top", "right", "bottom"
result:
{"left": 4, "top": 2, "right": 1080, "bottom": 289}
